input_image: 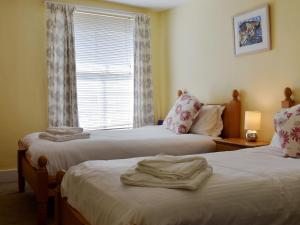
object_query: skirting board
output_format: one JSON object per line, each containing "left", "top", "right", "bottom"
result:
{"left": 0, "top": 169, "right": 17, "bottom": 183}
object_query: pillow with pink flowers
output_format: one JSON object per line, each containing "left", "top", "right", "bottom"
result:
{"left": 274, "top": 104, "right": 300, "bottom": 158}
{"left": 163, "top": 93, "right": 203, "bottom": 134}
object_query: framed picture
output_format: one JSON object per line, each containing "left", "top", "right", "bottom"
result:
{"left": 233, "top": 4, "right": 270, "bottom": 56}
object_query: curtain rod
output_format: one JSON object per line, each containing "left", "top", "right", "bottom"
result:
{"left": 44, "top": 0, "right": 138, "bottom": 18}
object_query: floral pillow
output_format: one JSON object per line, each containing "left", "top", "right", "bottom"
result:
{"left": 163, "top": 93, "right": 202, "bottom": 134}
{"left": 274, "top": 104, "right": 300, "bottom": 158}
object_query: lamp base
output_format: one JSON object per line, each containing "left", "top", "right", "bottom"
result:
{"left": 246, "top": 130, "right": 257, "bottom": 142}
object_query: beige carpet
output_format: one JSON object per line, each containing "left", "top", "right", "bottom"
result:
{"left": 0, "top": 171, "right": 54, "bottom": 225}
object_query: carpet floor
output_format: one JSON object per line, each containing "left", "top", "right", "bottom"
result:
{"left": 0, "top": 171, "right": 54, "bottom": 225}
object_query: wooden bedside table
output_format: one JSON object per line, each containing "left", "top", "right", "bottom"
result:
{"left": 214, "top": 138, "right": 269, "bottom": 152}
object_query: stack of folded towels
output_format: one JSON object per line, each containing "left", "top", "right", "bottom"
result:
{"left": 39, "top": 127, "right": 90, "bottom": 142}
{"left": 121, "top": 154, "right": 213, "bottom": 191}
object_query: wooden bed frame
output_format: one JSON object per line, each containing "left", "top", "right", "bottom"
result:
{"left": 55, "top": 171, "right": 91, "bottom": 225}
{"left": 18, "top": 89, "right": 241, "bottom": 225}
{"left": 54, "top": 87, "right": 296, "bottom": 225}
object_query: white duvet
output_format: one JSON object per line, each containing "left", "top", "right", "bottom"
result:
{"left": 61, "top": 146, "right": 300, "bottom": 225}
{"left": 22, "top": 126, "right": 215, "bottom": 175}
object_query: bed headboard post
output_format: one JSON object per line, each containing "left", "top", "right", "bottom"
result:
{"left": 177, "top": 89, "right": 188, "bottom": 97}
{"left": 177, "top": 90, "right": 183, "bottom": 97}
{"left": 282, "top": 87, "right": 295, "bottom": 108}
{"left": 221, "top": 89, "right": 241, "bottom": 138}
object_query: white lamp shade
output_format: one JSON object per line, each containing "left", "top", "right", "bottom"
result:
{"left": 244, "top": 111, "right": 261, "bottom": 130}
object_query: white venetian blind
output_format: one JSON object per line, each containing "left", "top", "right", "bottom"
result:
{"left": 73, "top": 10, "right": 134, "bottom": 130}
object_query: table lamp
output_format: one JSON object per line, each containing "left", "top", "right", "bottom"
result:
{"left": 244, "top": 111, "right": 261, "bottom": 142}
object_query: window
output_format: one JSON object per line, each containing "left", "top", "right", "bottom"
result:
{"left": 74, "top": 10, "right": 134, "bottom": 130}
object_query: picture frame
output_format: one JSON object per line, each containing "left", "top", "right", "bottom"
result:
{"left": 233, "top": 4, "right": 271, "bottom": 56}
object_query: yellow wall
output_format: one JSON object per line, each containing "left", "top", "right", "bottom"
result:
{"left": 2, "top": 0, "right": 299, "bottom": 169}
{"left": 163, "top": 0, "right": 300, "bottom": 141}
{"left": 0, "top": 0, "right": 164, "bottom": 170}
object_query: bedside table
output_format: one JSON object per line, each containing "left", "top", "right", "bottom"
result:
{"left": 214, "top": 138, "right": 269, "bottom": 152}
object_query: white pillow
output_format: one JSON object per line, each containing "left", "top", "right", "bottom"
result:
{"left": 212, "top": 105, "right": 225, "bottom": 137}
{"left": 190, "top": 105, "right": 225, "bottom": 137}
{"left": 270, "top": 133, "right": 281, "bottom": 148}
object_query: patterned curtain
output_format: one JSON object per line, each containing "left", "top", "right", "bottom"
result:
{"left": 46, "top": 2, "right": 78, "bottom": 127}
{"left": 133, "top": 14, "right": 154, "bottom": 128}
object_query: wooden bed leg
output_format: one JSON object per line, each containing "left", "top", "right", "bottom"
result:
{"left": 17, "top": 142, "right": 27, "bottom": 193}
{"left": 55, "top": 171, "right": 65, "bottom": 225}
{"left": 37, "top": 200, "right": 48, "bottom": 225}
{"left": 36, "top": 156, "right": 49, "bottom": 225}
{"left": 55, "top": 194, "right": 61, "bottom": 225}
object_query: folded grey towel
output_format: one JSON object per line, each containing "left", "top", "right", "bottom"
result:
{"left": 39, "top": 132, "right": 90, "bottom": 142}
{"left": 46, "top": 127, "right": 84, "bottom": 135}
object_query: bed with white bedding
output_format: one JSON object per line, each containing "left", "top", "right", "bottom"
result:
{"left": 17, "top": 89, "right": 242, "bottom": 225}
{"left": 60, "top": 145, "right": 300, "bottom": 225}
{"left": 23, "top": 126, "right": 216, "bottom": 176}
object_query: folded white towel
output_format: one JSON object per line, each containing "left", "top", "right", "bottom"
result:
{"left": 137, "top": 155, "right": 208, "bottom": 180}
{"left": 39, "top": 132, "right": 90, "bottom": 142}
{"left": 46, "top": 127, "right": 84, "bottom": 135}
{"left": 121, "top": 166, "right": 213, "bottom": 191}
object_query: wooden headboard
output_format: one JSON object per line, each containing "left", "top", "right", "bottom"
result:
{"left": 281, "top": 87, "right": 295, "bottom": 108}
{"left": 177, "top": 89, "right": 241, "bottom": 138}
{"left": 221, "top": 90, "right": 241, "bottom": 138}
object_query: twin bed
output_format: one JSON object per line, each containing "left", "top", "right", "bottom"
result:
{"left": 57, "top": 146, "right": 300, "bottom": 225}
{"left": 53, "top": 87, "right": 300, "bottom": 225}
{"left": 18, "top": 89, "right": 241, "bottom": 225}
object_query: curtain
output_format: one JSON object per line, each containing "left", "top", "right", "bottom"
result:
{"left": 46, "top": 2, "right": 78, "bottom": 127}
{"left": 133, "top": 14, "right": 154, "bottom": 128}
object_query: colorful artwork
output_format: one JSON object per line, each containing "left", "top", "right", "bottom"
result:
{"left": 238, "top": 16, "right": 262, "bottom": 47}
{"left": 233, "top": 5, "right": 270, "bottom": 55}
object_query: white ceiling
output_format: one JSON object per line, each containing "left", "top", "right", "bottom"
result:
{"left": 104, "top": 0, "right": 190, "bottom": 11}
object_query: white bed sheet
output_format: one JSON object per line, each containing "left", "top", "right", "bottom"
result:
{"left": 22, "top": 126, "right": 215, "bottom": 175}
{"left": 61, "top": 146, "right": 300, "bottom": 225}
